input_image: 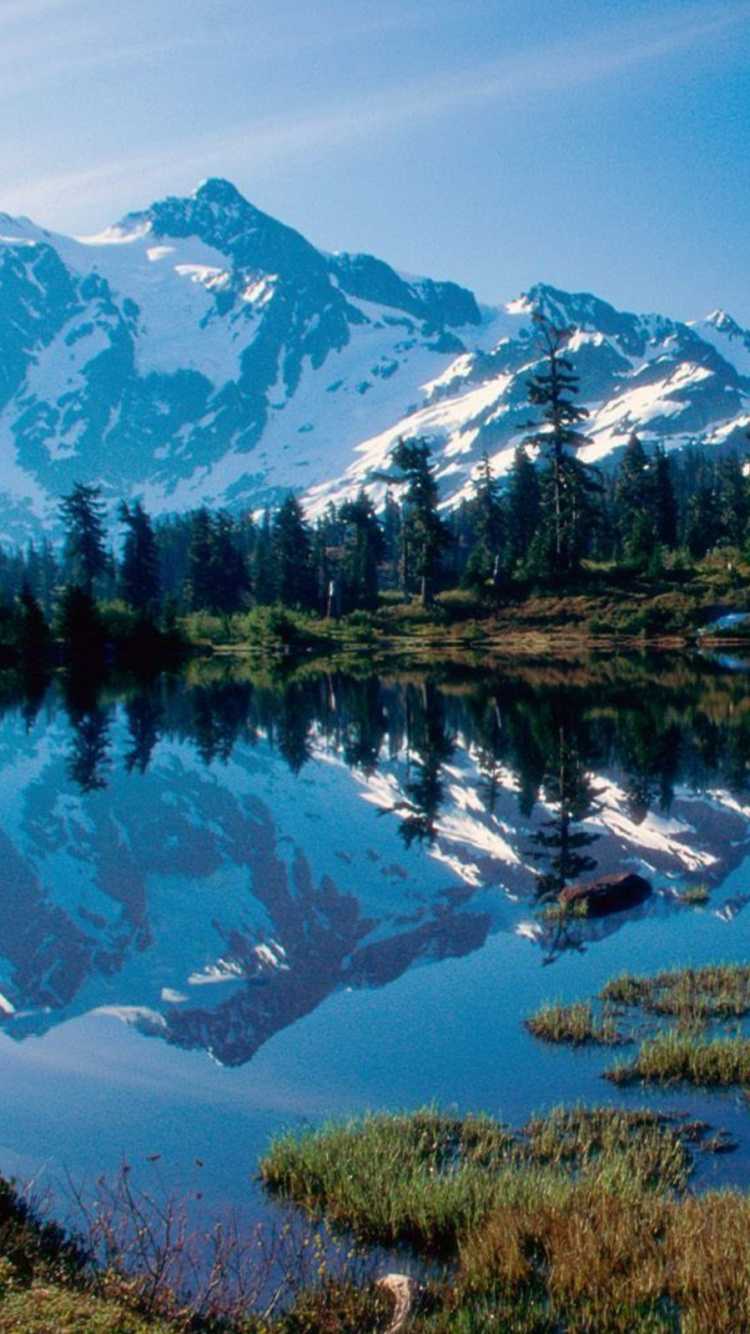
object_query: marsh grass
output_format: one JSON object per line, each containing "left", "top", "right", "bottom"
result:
{"left": 260, "top": 1109, "right": 517, "bottom": 1253}
{"left": 679, "top": 883, "right": 710, "bottom": 906}
{"left": 457, "top": 1183, "right": 750, "bottom": 1334}
{"left": 5, "top": 1102, "right": 746, "bottom": 1334}
{"left": 524, "top": 1000, "right": 622, "bottom": 1046}
{"left": 260, "top": 1107, "right": 750, "bottom": 1334}
{"left": 606, "top": 1030, "right": 750, "bottom": 1088}
{"left": 259, "top": 1106, "right": 708, "bottom": 1255}
{"left": 601, "top": 963, "right": 750, "bottom": 1028}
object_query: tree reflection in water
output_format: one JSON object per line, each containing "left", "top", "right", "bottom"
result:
{"left": 30, "top": 654, "right": 750, "bottom": 831}
{"left": 3, "top": 651, "right": 750, "bottom": 1059}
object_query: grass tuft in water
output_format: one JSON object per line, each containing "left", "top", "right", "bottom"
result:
{"left": 259, "top": 1105, "right": 708, "bottom": 1255}
{"left": 605, "top": 1030, "right": 750, "bottom": 1088}
{"left": 260, "top": 1106, "right": 749, "bottom": 1333}
{"left": 600, "top": 962, "right": 750, "bottom": 1028}
{"left": 524, "top": 999, "right": 623, "bottom": 1046}
{"left": 679, "top": 883, "right": 710, "bottom": 905}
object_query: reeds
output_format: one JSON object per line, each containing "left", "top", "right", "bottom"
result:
{"left": 606, "top": 1030, "right": 750, "bottom": 1088}
{"left": 527, "top": 966, "right": 750, "bottom": 1054}
{"left": 524, "top": 999, "right": 622, "bottom": 1046}
{"left": 679, "top": 883, "right": 710, "bottom": 905}
{"left": 259, "top": 1106, "right": 706, "bottom": 1255}
{"left": 601, "top": 963, "right": 750, "bottom": 1027}
{"left": 458, "top": 1180, "right": 750, "bottom": 1334}
{"left": 260, "top": 1106, "right": 748, "bottom": 1333}
{"left": 260, "top": 1109, "right": 516, "bottom": 1253}
{"left": 6, "top": 1100, "right": 747, "bottom": 1334}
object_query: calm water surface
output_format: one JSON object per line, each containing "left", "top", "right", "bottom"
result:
{"left": 1, "top": 651, "right": 750, "bottom": 1218}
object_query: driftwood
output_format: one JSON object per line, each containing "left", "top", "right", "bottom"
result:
{"left": 377, "top": 1273, "right": 419, "bottom": 1334}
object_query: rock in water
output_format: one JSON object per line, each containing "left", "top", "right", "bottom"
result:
{"left": 559, "top": 872, "right": 652, "bottom": 916}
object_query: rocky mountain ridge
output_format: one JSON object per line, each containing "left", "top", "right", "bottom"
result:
{"left": 0, "top": 180, "right": 748, "bottom": 538}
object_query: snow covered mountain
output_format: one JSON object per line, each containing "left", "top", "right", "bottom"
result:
{"left": 0, "top": 178, "right": 749, "bottom": 538}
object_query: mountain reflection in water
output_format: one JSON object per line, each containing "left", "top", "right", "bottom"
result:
{"left": 1, "top": 654, "right": 750, "bottom": 1065}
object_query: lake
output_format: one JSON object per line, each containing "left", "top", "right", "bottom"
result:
{"left": 2, "top": 650, "right": 750, "bottom": 1224}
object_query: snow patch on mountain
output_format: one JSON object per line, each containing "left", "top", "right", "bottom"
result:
{"left": 0, "top": 184, "right": 748, "bottom": 536}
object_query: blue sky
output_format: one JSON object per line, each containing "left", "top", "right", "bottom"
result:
{"left": 2, "top": 0, "right": 749, "bottom": 323}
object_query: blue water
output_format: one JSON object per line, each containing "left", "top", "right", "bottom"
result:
{"left": 1, "top": 661, "right": 750, "bottom": 1222}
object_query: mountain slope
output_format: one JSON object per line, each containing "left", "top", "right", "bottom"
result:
{"left": 0, "top": 183, "right": 748, "bottom": 537}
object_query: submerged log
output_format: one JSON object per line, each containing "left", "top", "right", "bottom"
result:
{"left": 559, "top": 872, "right": 652, "bottom": 916}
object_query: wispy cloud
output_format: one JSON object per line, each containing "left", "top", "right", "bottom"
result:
{"left": 4, "top": 0, "right": 748, "bottom": 227}
{"left": 0, "top": 0, "right": 464, "bottom": 103}
{"left": 0, "top": 0, "right": 91, "bottom": 28}
{"left": 0, "top": 26, "right": 203, "bottom": 101}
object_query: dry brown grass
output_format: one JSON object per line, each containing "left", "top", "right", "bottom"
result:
{"left": 459, "top": 1182, "right": 750, "bottom": 1334}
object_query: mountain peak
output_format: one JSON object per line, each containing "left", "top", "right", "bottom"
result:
{"left": 705, "top": 308, "right": 744, "bottom": 337}
{"left": 191, "top": 178, "right": 246, "bottom": 208}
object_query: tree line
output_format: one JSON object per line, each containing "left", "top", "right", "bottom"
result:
{"left": 0, "top": 311, "right": 749, "bottom": 650}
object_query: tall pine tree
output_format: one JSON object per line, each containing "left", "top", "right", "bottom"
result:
{"left": 119, "top": 500, "right": 160, "bottom": 616}
{"left": 60, "top": 482, "right": 108, "bottom": 595}
{"left": 522, "top": 314, "right": 592, "bottom": 575}
{"left": 391, "top": 437, "right": 450, "bottom": 604}
{"left": 271, "top": 495, "right": 314, "bottom": 609}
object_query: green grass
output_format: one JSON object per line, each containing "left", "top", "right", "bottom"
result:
{"left": 678, "top": 883, "right": 710, "bottom": 906}
{"left": 260, "top": 1108, "right": 517, "bottom": 1253}
{"left": 0, "top": 1277, "right": 176, "bottom": 1334}
{"left": 259, "top": 1105, "right": 709, "bottom": 1255}
{"left": 3, "top": 1099, "right": 747, "bottom": 1334}
{"left": 524, "top": 1000, "right": 622, "bottom": 1046}
{"left": 259, "top": 1106, "right": 750, "bottom": 1333}
{"left": 601, "top": 963, "right": 750, "bottom": 1027}
{"left": 606, "top": 1030, "right": 750, "bottom": 1088}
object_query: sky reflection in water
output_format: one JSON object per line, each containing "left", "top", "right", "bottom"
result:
{"left": 1, "top": 652, "right": 750, "bottom": 1213}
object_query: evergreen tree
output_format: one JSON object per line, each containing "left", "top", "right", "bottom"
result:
{"left": 16, "top": 583, "right": 49, "bottom": 660}
{"left": 653, "top": 445, "right": 678, "bottom": 550}
{"left": 154, "top": 514, "right": 193, "bottom": 610}
{"left": 209, "top": 511, "right": 251, "bottom": 614}
{"left": 614, "top": 434, "right": 658, "bottom": 563}
{"left": 251, "top": 509, "right": 275, "bottom": 605}
{"left": 717, "top": 452, "right": 750, "bottom": 548}
{"left": 60, "top": 482, "right": 108, "bottom": 594}
{"left": 505, "top": 445, "right": 541, "bottom": 570}
{"left": 522, "top": 314, "right": 591, "bottom": 574}
{"left": 685, "top": 484, "right": 721, "bottom": 559}
{"left": 527, "top": 454, "right": 601, "bottom": 578}
{"left": 463, "top": 453, "right": 505, "bottom": 589}
{"left": 380, "top": 489, "right": 403, "bottom": 589}
{"left": 184, "top": 509, "right": 249, "bottom": 614}
{"left": 271, "top": 494, "right": 314, "bottom": 608}
{"left": 448, "top": 498, "right": 477, "bottom": 587}
{"left": 338, "top": 489, "right": 384, "bottom": 610}
{"left": 55, "top": 584, "right": 106, "bottom": 669}
{"left": 184, "top": 508, "right": 216, "bottom": 611}
{"left": 311, "top": 516, "right": 331, "bottom": 615}
{"left": 118, "top": 500, "right": 160, "bottom": 615}
{"left": 391, "top": 437, "right": 450, "bottom": 604}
